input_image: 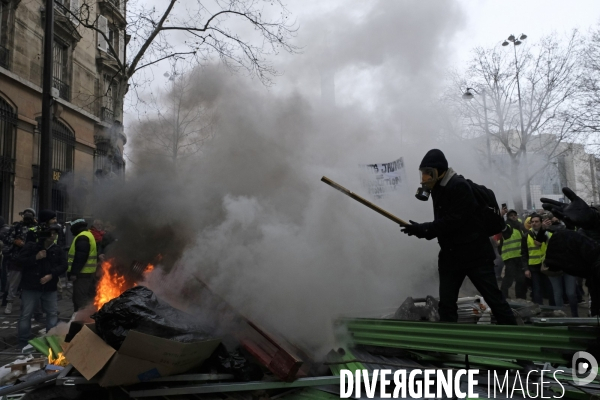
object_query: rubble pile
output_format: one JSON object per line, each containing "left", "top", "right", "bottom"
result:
{"left": 0, "top": 290, "right": 597, "bottom": 399}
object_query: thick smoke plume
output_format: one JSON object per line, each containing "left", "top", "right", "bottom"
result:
{"left": 93, "top": 1, "right": 473, "bottom": 357}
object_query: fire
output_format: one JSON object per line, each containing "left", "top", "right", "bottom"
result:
{"left": 48, "top": 348, "right": 67, "bottom": 367}
{"left": 94, "top": 259, "right": 130, "bottom": 310}
{"left": 94, "top": 259, "right": 156, "bottom": 310}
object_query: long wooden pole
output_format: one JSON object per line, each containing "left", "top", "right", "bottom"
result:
{"left": 321, "top": 176, "right": 410, "bottom": 226}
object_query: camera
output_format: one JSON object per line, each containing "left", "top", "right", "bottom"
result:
{"left": 35, "top": 223, "right": 61, "bottom": 241}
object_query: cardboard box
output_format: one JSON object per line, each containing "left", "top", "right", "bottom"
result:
{"left": 64, "top": 324, "right": 220, "bottom": 387}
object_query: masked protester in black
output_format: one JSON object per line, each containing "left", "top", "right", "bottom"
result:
{"left": 401, "top": 149, "right": 517, "bottom": 325}
{"left": 15, "top": 224, "right": 67, "bottom": 347}
{"left": 541, "top": 188, "right": 600, "bottom": 316}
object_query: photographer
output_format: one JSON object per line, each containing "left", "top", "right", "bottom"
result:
{"left": 2, "top": 209, "right": 37, "bottom": 315}
{"left": 15, "top": 224, "right": 66, "bottom": 348}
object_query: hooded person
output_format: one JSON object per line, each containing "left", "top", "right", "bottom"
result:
{"left": 67, "top": 218, "right": 98, "bottom": 312}
{"left": 401, "top": 149, "right": 516, "bottom": 325}
{"left": 37, "top": 210, "right": 57, "bottom": 225}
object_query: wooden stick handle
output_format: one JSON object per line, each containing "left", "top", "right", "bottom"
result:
{"left": 321, "top": 176, "right": 410, "bottom": 226}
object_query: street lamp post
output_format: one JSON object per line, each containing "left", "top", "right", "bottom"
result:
{"left": 463, "top": 87, "right": 492, "bottom": 168}
{"left": 502, "top": 33, "right": 532, "bottom": 210}
{"left": 38, "top": 0, "right": 55, "bottom": 211}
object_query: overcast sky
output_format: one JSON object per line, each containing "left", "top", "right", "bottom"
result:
{"left": 126, "top": 0, "right": 600, "bottom": 117}
{"left": 452, "top": 0, "right": 600, "bottom": 65}
{"left": 124, "top": 0, "right": 600, "bottom": 171}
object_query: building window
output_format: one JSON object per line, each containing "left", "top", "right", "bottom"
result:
{"left": 52, "top": 40, "right": 70, "bottom": 101}
{"left": 112, "top": 147, "right": 125, "bottom": 177}
{"left": 94, "top": 148, "right": 108, "bottom": 178}
{"left": 0, "top": 98, "right": 16, "bottom": 221}
{"left": 0, "top": 2, "right": 11, "bottom": 69}
{"left": 101, "top": 75, "right": 115, "bottom": 121}
{"left": 108, "top": 27, "right": 115, "bottom": 54}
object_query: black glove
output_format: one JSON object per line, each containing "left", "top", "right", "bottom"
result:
{"left": 541, "top": 187, "right": 598, "bottom": 230}
{"left": 401, "top": 220, "right": 436, "bottom": 240}
{"left": 535, "top": 229, "right": 548, "bottom": 243}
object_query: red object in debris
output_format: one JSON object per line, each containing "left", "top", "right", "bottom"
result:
{"left": 191, "top": 275, "right": 306, "bottom": 381}
{"left": 240, "top": 321, "right": 303, "bottom": 382}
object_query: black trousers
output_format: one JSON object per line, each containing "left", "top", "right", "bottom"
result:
{"left": 500, "top": 257, "right": 527, "bottom": 300}
{"left": 439, "top": 261, "right": 517, "bottom": 325}
{"left": 587, "top": 278, "right": 599, "bottom": 317}
{"left": 72, "top": 275, "right": 96, "bottom": 312}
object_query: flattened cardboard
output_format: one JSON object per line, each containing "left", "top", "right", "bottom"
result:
{"left": 65, "top": 323, "right": 220, "bottom": 387}
{"left": 63, "top": 325, "right": 116, "bottom": 381}
{"left": 98, "top": 353, "right": 167, "bottom": 387}
{"left": 119, "top": 330, "right": 221, "bottom": 368}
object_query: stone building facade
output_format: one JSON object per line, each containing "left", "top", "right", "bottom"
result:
{"left": 0, "top": 0, "right": 126, "bottom": 223}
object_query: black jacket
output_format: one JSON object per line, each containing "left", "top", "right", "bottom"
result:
{"left": 16, "top": 241, "right": 67, "bottom": 292}
{"left": 428, "top": 169, "right": 495, "bottom": 266}
{"left": 545, "top": 229, "right": 600, "bottom": 279}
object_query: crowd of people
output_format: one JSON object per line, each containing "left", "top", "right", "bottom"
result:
{"left": 494, "top": 208, "right": 589, "bottom": 317}
{"left": 0, "top": 210, "right": 113, "bottom": 348}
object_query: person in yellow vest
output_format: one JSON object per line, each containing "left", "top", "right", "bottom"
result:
{"left": 521, "top": 214, "right": 554, "bottom": 305}
{"left": 67, "top": 218, "right": 97, "bottom": 311}
{"left": 499, "top": 209, "right": 527, "bottom": 299}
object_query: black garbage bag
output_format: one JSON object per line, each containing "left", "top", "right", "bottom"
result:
{"left": 204, "top": 343, "right": 264, "bottom": 381}
{"left": 92, "top": 286, "right": 212, "bottom": 349}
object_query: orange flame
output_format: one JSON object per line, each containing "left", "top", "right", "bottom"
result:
{"left": 48, "top": 348, "right": 67, "bottom": 366}
{"left": 94, "top": 259, "right": 156, "bottom": 310}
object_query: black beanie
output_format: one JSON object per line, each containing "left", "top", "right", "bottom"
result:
{"left": 419, "top": 149, "right": 448, "bottom": 173}
{"left": 38, "top": 209, "right": 56, "bottom": 224}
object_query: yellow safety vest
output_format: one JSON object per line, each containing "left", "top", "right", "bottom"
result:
{"left": 67, "top": 230, "right": 97, "bottom": 274}
{"left": 501, "top": 227, "right": 522, "bottom": 261}
{"left": 526, "top": 230, "right": 552, "bottom": 266}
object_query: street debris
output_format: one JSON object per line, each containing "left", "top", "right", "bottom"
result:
{"left": 0, "top": 286, "right": 596, "bottom": 399}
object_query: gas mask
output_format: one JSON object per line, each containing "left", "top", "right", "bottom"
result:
{"left": 415, "top": 167, "right": 439, "bottom": 201}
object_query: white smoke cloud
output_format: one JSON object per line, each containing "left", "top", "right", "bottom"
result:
{"left": 98, "top": 0, "right": 472, "bottom": 358}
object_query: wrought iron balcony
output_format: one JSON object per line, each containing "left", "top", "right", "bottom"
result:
{"left": 101, "top": 107, "right": 114, "bottom": 122}
{"left": 0, "top": 45, "right": 9, "bottom": 70}
{"left": 52, "top": 77, "right": 70, "bottom": 101}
